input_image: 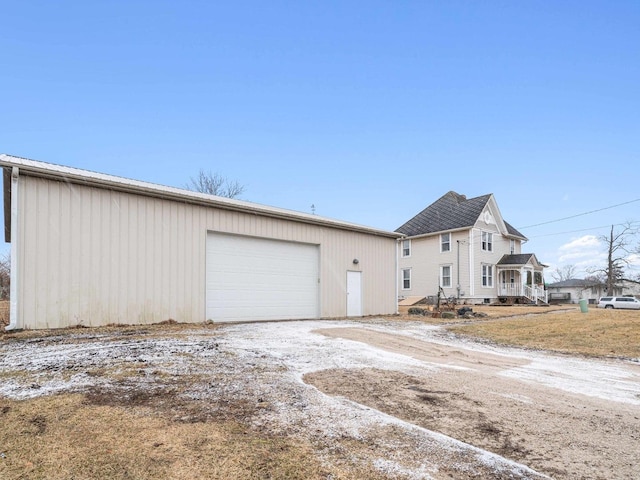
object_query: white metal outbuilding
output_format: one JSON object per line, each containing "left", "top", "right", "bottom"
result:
{"left": 1, "top": 154, "right": 400, "bottom": 330}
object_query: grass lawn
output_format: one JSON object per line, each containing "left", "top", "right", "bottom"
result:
{"left": 447, "top": 307, "right": 640, "bottom": 358}
{"left": 0, "top": 393, "right": 367, "bottom": 480}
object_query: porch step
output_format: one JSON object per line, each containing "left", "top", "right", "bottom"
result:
{"left": 496, "top": 296, "right": 540, "bottom": 306}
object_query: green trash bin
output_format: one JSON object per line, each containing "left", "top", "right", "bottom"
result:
{"left": 579, "top": 298, "right": 588, "bottom": 313}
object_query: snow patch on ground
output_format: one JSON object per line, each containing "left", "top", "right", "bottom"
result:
{"left": 3, "top": 319, "right": 637, "bottom": 478}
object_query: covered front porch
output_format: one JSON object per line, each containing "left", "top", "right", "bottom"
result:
{"left": 496, "top": 254, "right": 547, "bottom": 304}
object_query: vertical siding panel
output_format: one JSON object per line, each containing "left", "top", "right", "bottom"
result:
{"left": 118, "top": 193, "right": 129, "bottom": 323}
{"left": 37, "top": 179, "right": 52, "bottom": 326}
{"left": 58, "top": 181, "right": 72, "bottom": 325}
{"left": 136, "top": 196, "right": 147, "bottom": 323}
{"left": 183, "top": 203, "right": 194, "bottom": 321}
{"left": 102, "top": 189, "right": 113, "bottom": 323}
{"left": 167, "top": 202, "right": 176, "bottom": 318}
{"left": 68, "top": 182, "right": 82, "bottom": 325}
{"left": 156, "top": 199, "right": 164, "bottom": 318}
{"left": 175, "top": 202, "right": 185, "bottom": 320}
{"left": 196, "top": 205, "right": 208, "bottom": 321}
{"left": 79, "top": 186, "right": 93, "bottom": 325}
{"left": 112, "top": 193, "right": 121, "bottom": 323}
{"left": 20, "top": 178, "right": 37, "bottom": 328}
{"left": 46, "top": 180, "right": 60, "bottom": 327}
{"left": 126, "top": 194, "right": 137, "bottom": 323}
{"left": 186, "top": 203, "right": 197, "bottom": 322}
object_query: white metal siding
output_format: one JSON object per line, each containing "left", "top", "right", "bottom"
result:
{"left": 14, "top": 174, "right": 397, "bottom": 329}
{"left": 206, "top": 233, "right": 319, "bottom": 322}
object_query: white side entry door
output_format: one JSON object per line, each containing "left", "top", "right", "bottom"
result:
{"left": 346, "top": 271, "right": 362, "bottom": 317}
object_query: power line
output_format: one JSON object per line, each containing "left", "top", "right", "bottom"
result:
{"left": 527, "top": 221, "right": 640, "bottom": 239}
{"left": 518, "top": 198, "right": 640, "bottom": 229}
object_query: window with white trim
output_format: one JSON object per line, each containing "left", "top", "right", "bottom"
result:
{"left": 482, "top": 231, "right": 493, "bottom": 252}
{"left": 440, "top": 265, "right": 452, "bottom": 288}
{"left": 401, "top": 239, "right": 411, "bottom": 257}
{"left": 510, "top": 239, "right": 515, "bottom": 254}
{"left": 441, "top": 233, "right": 451, "bottom": 252}
{"left": 402, "top": 268, "right": 411, "bottom": 290}
{"left": 482, "top": 264, "right": 494, "bottom": 287}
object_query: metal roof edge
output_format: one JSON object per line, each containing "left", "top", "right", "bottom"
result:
{"left": 0, "top": 154, "right": 401, "bottom": 239}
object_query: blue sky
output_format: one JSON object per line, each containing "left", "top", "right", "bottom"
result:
{"left": 2, "top": 1, "right": 639, "bottom": 278}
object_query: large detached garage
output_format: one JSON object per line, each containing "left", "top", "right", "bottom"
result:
{"left": 1, "top": 154, "right": 400, "bottom": 330}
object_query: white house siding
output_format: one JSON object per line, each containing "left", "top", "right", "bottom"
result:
{"left": 398, "top": 230, "right": 470, "bottom": 299}
{"left": 471, "top": 211, "right": 511, "bottom": 303}
{"left": 14, "top": 174, "right": 397, "bottom": 329}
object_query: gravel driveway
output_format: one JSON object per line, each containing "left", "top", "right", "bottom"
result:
{"left": 1, "top": 318, "right": 639, "bottom": 479}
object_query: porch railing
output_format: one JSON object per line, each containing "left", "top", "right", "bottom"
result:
{"left": 498, "top": 283, "right": 521, "bottom": 296}
{"left": 498, "top": 284, "right": 547, "bottom": 303}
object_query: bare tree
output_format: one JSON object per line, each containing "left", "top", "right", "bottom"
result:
{"left": 550, "top": 264, "right": 578, "bottom": 282}
{"left": 185, "top": 170, "right": 245, "bottom": 199}
{"left": 584, "top": 273, "right": 606, "bottom": 284}
{"left": 587, "top": 223, "right": 638, "bottom": 295}
{"left": 0, "top": 251, "right": 10, "bottom": 300}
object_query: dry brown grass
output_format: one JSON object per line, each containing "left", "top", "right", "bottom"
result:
{"left": 0, "top": 393, "right": 385, "bottom": 480}
{"left": 449, "top": 307, "right": 640, "bottom": 358}
{"left": 397, "top": 303, "right": 576, "bottom": 324}
{"left": 0, "top": 300, "right": 8, "bottom": 329}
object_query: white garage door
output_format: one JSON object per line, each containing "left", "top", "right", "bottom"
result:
{"left": 206, "top": 232, "right": 320, "bottom": 322}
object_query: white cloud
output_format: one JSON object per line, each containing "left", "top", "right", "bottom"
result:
{"left": 558, "top": 235, "right": 600, "bottom": 252}
{"left": 627, "top": 253, "right": 640, "bottom": 265}
{"left": 549, "top": 235, "right": 605, "bottom": 276}
{"left": 557, "top": 235, "right": 603, "bottom": 264}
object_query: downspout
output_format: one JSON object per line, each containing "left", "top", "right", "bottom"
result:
{"left": 468, "top": 230, "right": 474, "bottom": 297}
{"left": 395, "top": 239, "right": 399, "bottom": 314}
{"left": 456, "top": 240, "right": 460, "bottom": 299}
{"left": 6, "top": 167, "right": 19, "bottom": 330}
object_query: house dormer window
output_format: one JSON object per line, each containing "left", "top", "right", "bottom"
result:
{"left": 510, "top": 239, "right": 515, "bottom": 254}
{"left": 402, "top": 239, "right": 411, "bottom": 257}
{"left": 482, "top": 232, "right": 493, "bottom": 252}
{"left": 441, "top": 233, "right": 451, "bottom": 252}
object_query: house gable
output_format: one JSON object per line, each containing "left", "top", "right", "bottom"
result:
{"left": 395, "top": 191, "right": 491, "bottom": 237}
{"left": 496, "top": 253, "right": 546, "bottom": 269}
{"left": 396, "top": 191, "right": 527, "bottom": 242}
{"left": 472, "top": 195, "right": 527, "bottom": 241}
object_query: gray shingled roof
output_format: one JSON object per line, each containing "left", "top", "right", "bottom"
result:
{"left": 496, "top": 254, "right": 535, "bottom": 266}
{"left": 395, "top": 191, "right": 490, "bottom": 236}
{"left": 395, "top": 191, "right": 526, "bottom": 239}
{"left": 504, "top": 221, "right": 526, "bottom": 239}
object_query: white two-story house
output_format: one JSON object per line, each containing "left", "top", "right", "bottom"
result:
{"left": 396, "top": 191, "right": 547, "bottom": 305}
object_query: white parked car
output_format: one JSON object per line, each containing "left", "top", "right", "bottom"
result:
{"left": 597, "top": 296, "right": 640, "bottom": 309}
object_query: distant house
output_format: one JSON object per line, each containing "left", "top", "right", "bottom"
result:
{"left": 396, "top": 191, "right": 547, "bottom": 305}
{"left": 546, "top": 279, "right": 611, "bottom": 304}
{"left": 546, "top": 278, "right": 640, "bottom": 304}
{"left": 618, "top": 278, "right": 640, "bottom": 298}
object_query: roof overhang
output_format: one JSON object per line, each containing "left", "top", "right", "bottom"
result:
{"left": 1, "top": 154, "right": 402, "bottom": 240}
{"left": 398, "top": 226, "right": 470, "bottom": 241}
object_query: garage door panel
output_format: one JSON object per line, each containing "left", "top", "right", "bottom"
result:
{"left": 206, "top": 233, "right": 319, "bottom": 322}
